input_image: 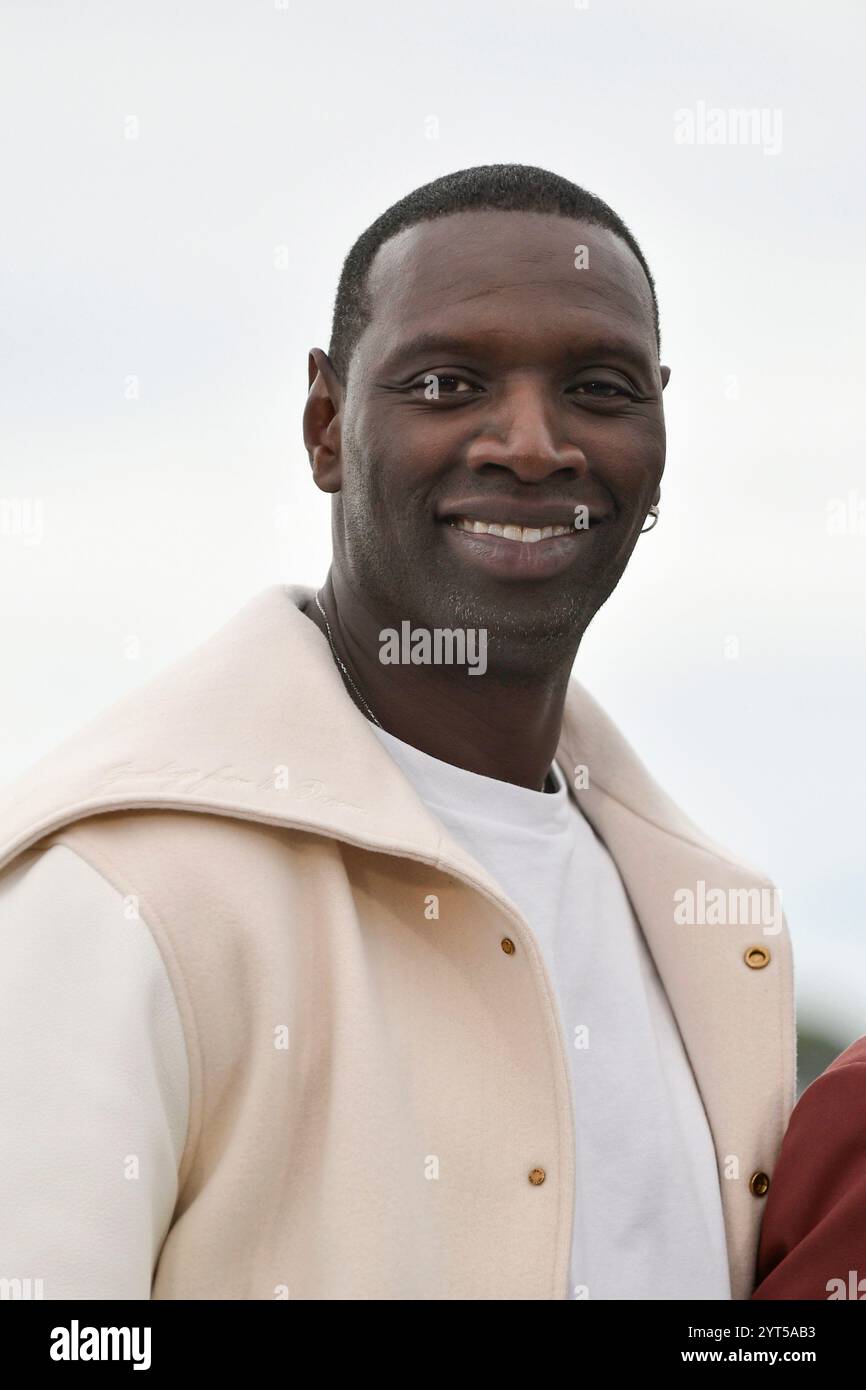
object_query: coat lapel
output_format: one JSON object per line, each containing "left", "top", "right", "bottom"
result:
{"left": 556, "top": 699, "right": 796, "bottom": 1299}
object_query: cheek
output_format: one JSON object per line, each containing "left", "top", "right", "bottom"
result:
{"left": 591, "top": 419, "right": 665, "bottom": 488}
{"left": 350, "top": 407, "right": 449, "bottom": 500}
{"left": 337, "top": 417, "right": 387, "bottom": 517}
{"left": 343, "top": 404, "right": 401, "bottom": 481}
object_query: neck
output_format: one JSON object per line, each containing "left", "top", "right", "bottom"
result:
{"left": 307, "top": 574, "right": 580, "bottom": 793}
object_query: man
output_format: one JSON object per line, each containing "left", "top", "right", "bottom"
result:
{"left": 0, "top": 164, "right": 794, "bottom": 1301}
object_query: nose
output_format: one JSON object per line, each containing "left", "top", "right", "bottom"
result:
{"left": 464, "top": 378, "right": 589, "bottom": 484}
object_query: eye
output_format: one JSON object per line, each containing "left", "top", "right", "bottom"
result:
{"left": 408, "top": 373, "right": 481, "bottom": 399}
{"left": 570, "top": 379, "right": 635, "bottom": 400}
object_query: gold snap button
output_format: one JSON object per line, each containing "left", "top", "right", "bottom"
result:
{"left": 528, "top": 1168, "right": 546, "bottom": 1185}
{"left": 501, "top": 937, "right": 516, "bottom": 955}
{"left": 749, "top": 1170, "right": 770, "bottom": 1197}
{"left": 744, "top": 945, "right": 771, "bottom": 969}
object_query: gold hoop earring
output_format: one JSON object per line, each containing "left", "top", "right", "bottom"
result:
{"left": 640, "top": 504, "right": 660, "bottom": 534}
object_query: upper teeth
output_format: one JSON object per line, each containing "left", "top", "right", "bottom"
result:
{"left": 450, "top": 517, "right": 575, "bottom": 543}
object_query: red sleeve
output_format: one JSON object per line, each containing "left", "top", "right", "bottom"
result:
{"left": 752, "top": 1040, "right": 866, "bottom": 1300}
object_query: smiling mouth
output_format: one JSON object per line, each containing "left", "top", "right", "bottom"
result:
{"left": 447, "top": 516, "right": 581, "bottom": 544}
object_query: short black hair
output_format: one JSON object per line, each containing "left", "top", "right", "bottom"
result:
{"left": 328, "top": 163, "right": 660, "bottom": 383}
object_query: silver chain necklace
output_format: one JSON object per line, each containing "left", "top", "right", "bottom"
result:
{"left": 315, "top": 590, "right": 383, "bottom": 728}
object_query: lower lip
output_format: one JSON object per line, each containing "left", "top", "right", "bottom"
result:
{"left": 441, "top": 521, "right": 602, "bottom": 580}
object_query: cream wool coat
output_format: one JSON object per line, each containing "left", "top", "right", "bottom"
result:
{"left": 0, "top": 585, "right": 796, "bottom": 1301}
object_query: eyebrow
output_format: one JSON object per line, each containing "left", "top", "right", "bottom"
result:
{"left": 381, "top": 332, "right": 655, "bottom": 373}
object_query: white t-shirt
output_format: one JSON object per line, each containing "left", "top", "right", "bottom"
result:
{"left": 370, "top": 723, "right": 732, "bottom": 1301}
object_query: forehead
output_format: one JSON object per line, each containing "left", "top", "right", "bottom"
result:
{"left": 361, "top": 210, "right": 656, "bottom": 361}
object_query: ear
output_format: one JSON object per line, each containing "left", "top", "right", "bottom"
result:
{"left": 660, "top": 364, "right": 671, "bottom": 389}
{"left": 303, "top": 348, "right": 344, "bottom": 494}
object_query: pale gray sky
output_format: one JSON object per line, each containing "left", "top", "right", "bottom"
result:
{"left": 2, "top": 0, "right": 864, "bottom": 1052}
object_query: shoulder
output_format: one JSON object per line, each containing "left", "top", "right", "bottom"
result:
{"left": 0, "top": 840, "right": 189, "bottom": 1130}
{"left": 1, "top": 838, "right": 129, "bottom": 910}
{"left": 0, "top": 838, "right": 157, "bottom": 958}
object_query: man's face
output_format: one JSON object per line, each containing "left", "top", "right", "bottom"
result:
{"left": 319, "top": 210, "right": 668, "bottom": 667}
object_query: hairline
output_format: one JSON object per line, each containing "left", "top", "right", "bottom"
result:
{"left": 338, "top": 205, "right": 660, "bottom": 383}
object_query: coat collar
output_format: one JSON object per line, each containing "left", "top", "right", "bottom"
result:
{"left": 0, "top": 583, "right": 761, "bottom": 871}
